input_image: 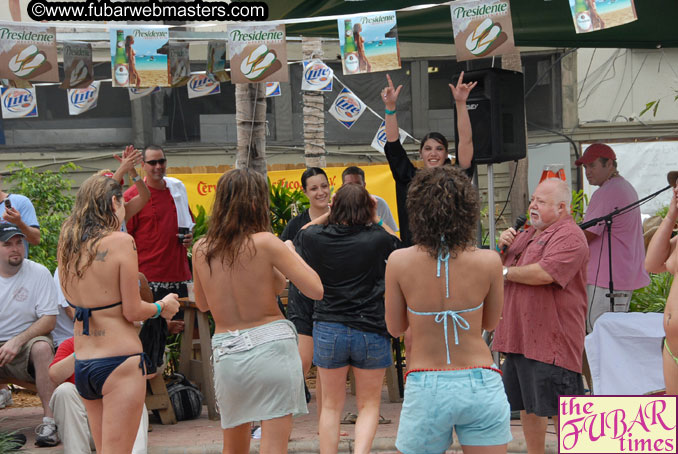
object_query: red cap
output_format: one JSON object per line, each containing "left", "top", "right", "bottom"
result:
{"left": 575, "top": 143, "right": 616, "bottom": 166}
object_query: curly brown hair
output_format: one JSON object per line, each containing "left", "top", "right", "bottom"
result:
{"left": 58, "top": 175, "right": 123, "bottom": 283}
{"left": 407, "top": 166, "right": 478, "bottom": 257}
{"left": 328, "top": 183, "right": 374, "bottom": 226}
{"left": 203, "top": 168, "right": 271, "bottom": 269}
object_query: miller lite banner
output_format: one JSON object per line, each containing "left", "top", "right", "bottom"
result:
{"left": 60, "top": 42, "right": 93, "bottom": 89}
{"left": 1, "top": 86, "right": 38, "bottom": 118}
{"left": 0, "top": 22, "right": 59, "bottom": 82}
{"left": 370, "top": 120, "right": 409, "bottom": 153}
{"left": 187, "top": 74, "right": 220, "bottom": 99}
{"left": 301, "top": 60, "right": 333, "bottom": 91}
{"left": 68, "top": 81, "right": 100, "bottom": 116}
{"left": 227, "top": 24, "right": 288, "bottom": 84}
{"left": 450, "top": 0, "right": 516, "bottom": 62}
{"left": 329, "top": 88, "right": 366, "bottom": 129}
{"left": 128, "top": 86, "right": 160, "bottom": 100}
{"left": 265, "top": 82, "right": 281, "bottom": 97}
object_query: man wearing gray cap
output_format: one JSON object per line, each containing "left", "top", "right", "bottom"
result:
{"left": 576, "top": 143, "right": 650, "bottom": 332}
{"left": 0, "top": 223, "right": 59, "bottom": 447}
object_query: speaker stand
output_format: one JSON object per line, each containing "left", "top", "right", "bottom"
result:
{"left": 488, "top": 163, "right": 497, "bottom": 252}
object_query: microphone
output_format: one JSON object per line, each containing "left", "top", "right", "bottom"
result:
{"left": 668, "top": 171, "right": 678, "bottom": 188}
{"left": 502, "top": 215, "right": 527, "bottom": 254}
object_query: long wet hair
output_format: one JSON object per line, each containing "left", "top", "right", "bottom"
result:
{"left": 407, "top": 167, "right": 478, "bottom": 258}
{"left": 203, "top": 168, "right": 271, "bottom": 269}
{"left": 58, "top": 175, "right": 123, "bottom": 282}
{"left": 328, "top": 183, "right": 374, "bottom": 226}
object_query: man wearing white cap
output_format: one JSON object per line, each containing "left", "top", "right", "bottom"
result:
{"left": 576, "top": 143, "right": 650, "bottom": 332}
{"left": 0, "top": 223, "right": 59, "bottom": 447}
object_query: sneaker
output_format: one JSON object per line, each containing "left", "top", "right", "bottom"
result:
{"left": 35, "top": 417, "right": 59, "bottom": 447}
{"left": 0, "top": 388, "right": 13, "bottom": 409}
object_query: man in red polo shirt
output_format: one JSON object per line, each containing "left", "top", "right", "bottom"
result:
{"left": 494, "top": 178, "right": 589, "bottom": 454}
{"left": 124, "top": 145, "right": 194, "bottom": 374}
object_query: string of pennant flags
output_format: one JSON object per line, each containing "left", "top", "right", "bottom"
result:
{"left": 0, "top": 0, "right": 639, "bottom": 140}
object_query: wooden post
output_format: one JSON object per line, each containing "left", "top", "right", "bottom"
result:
{"left": 235, "top": 82, "right": 268, "bottom": 176}
{"left": 301, "top": 37, "right": 326, "bottom": 168}
{"left": 502, "top": 50, "right": 530, "bottom": 221}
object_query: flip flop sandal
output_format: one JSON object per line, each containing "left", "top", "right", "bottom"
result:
{"left": 340, "top": 412, "right": 357, "bottom": 424}
{"left": 378, "top": 415, "right": 391, "bottom": 424}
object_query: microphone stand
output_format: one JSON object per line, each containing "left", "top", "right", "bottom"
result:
{"left": 579, "top": 184, "right": 671, "bottom": 312}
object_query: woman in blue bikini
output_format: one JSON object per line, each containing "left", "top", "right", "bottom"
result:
{"left": 58, "top": 175, "right": 179, "bottom": 453}
{"left": 385, "top": 167, "right": 510, "bottom": 454}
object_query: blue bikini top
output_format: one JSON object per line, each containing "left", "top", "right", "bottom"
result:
{"left": 406, "top": 243, "right": 483, "bottom": 364}
{"left": 68, "top": 301, "right": 122, "bottom": 336}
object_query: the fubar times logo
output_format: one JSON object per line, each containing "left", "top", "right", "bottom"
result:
{"left": 559, "top": 395, "right": 677, "bottom": 453}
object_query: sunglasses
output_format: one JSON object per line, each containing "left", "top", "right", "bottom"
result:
{"left": 145, "top": 158, "right": 167, "bottom": 166}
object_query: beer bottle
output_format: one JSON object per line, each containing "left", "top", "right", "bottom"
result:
{"left": 574, "top": 0, "right": 593, "bottom": 32}
{"left": 343, "top": 20, "right": 359, "bottom": 74}
{"left": 113, "top": 30, "right": 129, "bottom": 86}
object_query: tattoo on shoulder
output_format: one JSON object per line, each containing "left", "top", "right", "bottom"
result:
{"left": 95, "top": 250, "right": 108, "bottom": 262}
{"left": 131, "top": 239, "right": 137, "bottom": 251}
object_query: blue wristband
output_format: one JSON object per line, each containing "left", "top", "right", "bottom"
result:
{"left": 377, "top": 218, "right": 384, "bottom": 226}
{"left": 152, "top": 302, "right": 162, "bottom": 319}
{"left": 385, "top": 108, "right": 396, "bottom": 115}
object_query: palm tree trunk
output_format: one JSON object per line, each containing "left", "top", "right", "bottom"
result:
{"left": 235, "top": 82, "right": 268, "bottom": 176}
{"left": 302, "top": 37, "right": 326, "bottom": 168}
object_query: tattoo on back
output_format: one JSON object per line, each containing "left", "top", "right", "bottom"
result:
{"left": 95, "top": 250, "right": 108, "bottom": 262}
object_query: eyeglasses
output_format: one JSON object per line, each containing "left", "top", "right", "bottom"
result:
{"left": 145, "top": 158, "right": 167, "bottom": 166}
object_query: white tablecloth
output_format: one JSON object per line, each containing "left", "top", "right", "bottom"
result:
{"left": 585, "top": 312, "right": 665, "bottom": 395}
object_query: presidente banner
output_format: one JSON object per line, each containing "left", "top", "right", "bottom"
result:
{"left": 110, "top": 27, "right": 170, "bottom": 88}
{"left": 169, "top": 165, "right": 399, "bottom": 228}
{"left": 0, "top": 22, "right": 58, "bottom": 82}
{"left": 450, "top": 0, "right": 516, "bottom": 61}
{"left": 60, "top": 42, "right": 93, "bottom": 89}
{"left": 228, "top": 24, "right": 288, "bottom": 84}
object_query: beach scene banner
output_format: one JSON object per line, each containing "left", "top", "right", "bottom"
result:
{"left": 1, "top": 86, "right": 38, "bottom": 118}
{"left": 0, "top": 22, "right": 58, "bottom": 82}
{"left": 169, "top": 42, "right": 191, "bottom": 87}
{"left": 329, "top": 87, "right": 366, "bottom": 129}
{"left": 450, "top": 0, "right": 516, "bottom": 61}
{"left": 110, "top": 27, "right": 169, "bottom": 88}
{"left": 337, "top": 12, "right": 401, "bottom": 75}
{"left": 302, "top": 60, "right": 333, "bottom": 91}
{"left": 228, "top": 24, "right": 288, "bottom": 84}
{"left": 60, "top": 42, "right": 93, "bottom": 89}
{"left": 207, "top": 40, "right": 230, "bottom": 83}
{"left": 68, "top": 81, "right": 100, "bottom": 116}
{"left": 187, "top": 74, "right": 220, "bottom": 99}
{"left": 569, "top": 0, "right": 637, "bottom": 33}
{"left": 128, "top": 86, "right": 160, "bottom": 100}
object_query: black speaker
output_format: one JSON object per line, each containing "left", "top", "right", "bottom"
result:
{"left": 453, "top": 68, "right": 526, "bottom": 164}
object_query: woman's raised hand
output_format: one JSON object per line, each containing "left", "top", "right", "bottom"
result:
{"left": 449, "top": 71, "right": 477, "bottom": 104}
{"left": 381, "top": 74, "right": 402, "bottom": 111}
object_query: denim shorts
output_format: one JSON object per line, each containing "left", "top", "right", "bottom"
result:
{"left": 312, "top": 321, "right": 393, "bottom": 370}
{"left": 396, "top": 367, "right": 512, "bottom": 453}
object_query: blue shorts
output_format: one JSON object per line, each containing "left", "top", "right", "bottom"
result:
{"left": 312, "top": 321, "right": 393, "bottom": 370}
{"left": 396, "top": 368, "right": 512, "bottom": 453}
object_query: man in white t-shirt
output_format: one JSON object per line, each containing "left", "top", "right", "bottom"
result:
{"left": 0, "top": 223, "right": 60, "bottom": 447}
{"left": 342, "top": 166, "right": 399, "bottom": 232}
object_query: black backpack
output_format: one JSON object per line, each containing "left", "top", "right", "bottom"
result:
{"left": 166, "top": 373, "right": 204, "bottom": 421}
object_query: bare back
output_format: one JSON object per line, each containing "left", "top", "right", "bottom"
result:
{"left": 386, "top": 245, "right": 503, "bottom": 369}
{"left": 193, "top": 232, "right": 323, "bottom": 333}
{"left": 59, "top": 231, "right": 143, "bottom": 359}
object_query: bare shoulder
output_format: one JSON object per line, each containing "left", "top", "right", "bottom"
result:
{"left": 253, "top": 231, "right": 282, "bottom": 249}
{"left": 104, "top": 231, "right": 134, "bottom": 248}
{"left": 472, "top": 247, "right": 503, "bottom": 266}
{"left": 387, "top": 246, "right": 417, "bottom": 267}
{"left": 192, "top": 237, "right": 207, "bottom": 257}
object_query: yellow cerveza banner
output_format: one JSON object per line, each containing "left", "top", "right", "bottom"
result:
{"left": 169, "top": 164, "right": 400, "bottom": 226}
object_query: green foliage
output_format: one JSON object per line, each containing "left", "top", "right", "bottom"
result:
{"left": 269, "top": 178, "right": 309, "bottom": 236}
{"left": 0, "top": 422, "right": 23, "bottom": 452}
{"left": 655, "top": 204, "right": 669, "bottom": 219}
{"left": 3, "top": 162, "right": 77, "bottom": 273}
{"left": 192, "top": 205, "right": 209, "bottom": 241}
{"left": 571, "top": 189, "right": 589, "bottom": 224}
{"left": 630, "top": 272, "right": 673, "bottom": 313}
{"left": 640, "top": 100, "right": 660, "bottom": 117}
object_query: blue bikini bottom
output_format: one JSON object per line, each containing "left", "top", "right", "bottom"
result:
{"left": 75, "top": 352, "right": 148, "bottom": 400}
